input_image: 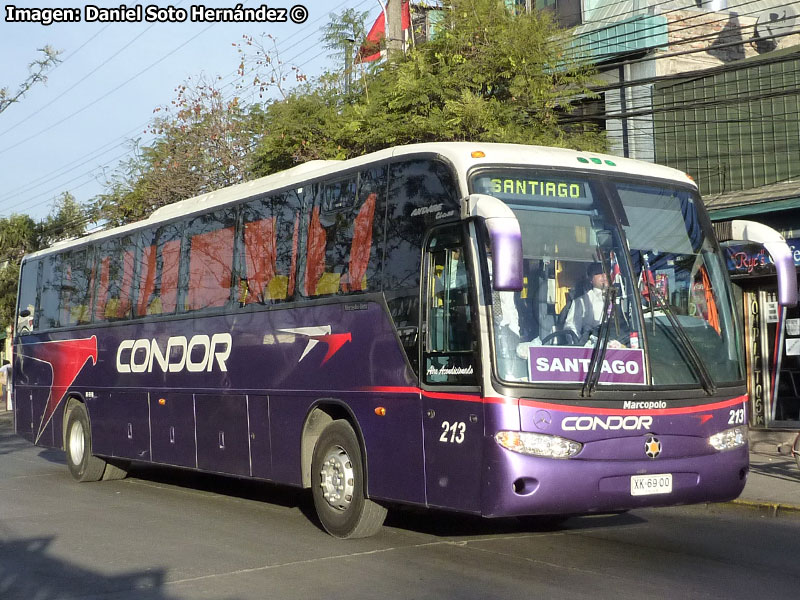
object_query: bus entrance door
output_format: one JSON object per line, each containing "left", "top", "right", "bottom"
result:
{"left": 421, "top": 226, "right": 482, "bottom": 513}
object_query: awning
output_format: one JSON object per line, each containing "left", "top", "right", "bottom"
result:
{"left": 707, "top": 197, "right": 800, "bottom": 221}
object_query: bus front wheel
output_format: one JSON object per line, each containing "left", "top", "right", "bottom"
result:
{"left": 65, "top": 403, "right": 108, "bottom": 482}
{"left": 311, "top": 420, "right": 387, "bottom": 538}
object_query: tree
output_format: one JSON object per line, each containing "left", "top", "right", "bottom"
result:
{"left": 0, "top": 46, "right": 61, "bottom": 115}
{"left": 40, "top": 192, "right": 87, "bottom": 247}
{"left": 321, "top": 8, "right": 371, "bottom": 96}
{"left": 0, "top": 192, "right": 86, "bottom": 328}
{"left": 93, "top": 76, "right": 266, "bottom": 226}
{"left": 251, "top": 0, "right": 604, "bottom": 175}
{"left": 0, "top": 215, "right": 40, "bottom": 328}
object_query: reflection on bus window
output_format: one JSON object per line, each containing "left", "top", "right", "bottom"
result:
{"left": 425, "top": 228, "right": 476, "bottom": 386}
{"left": 186, "top": 209, "right": 236, "bottom": 311}
{"left": 95, "top": 237, "right": 135, "bottom": 321}
{"left": 136, "top": 225, "right": 182, "bottom": 317}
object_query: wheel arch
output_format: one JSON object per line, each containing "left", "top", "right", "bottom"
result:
{"left": 301, "top": 399, "right": 368, "bottom": 490}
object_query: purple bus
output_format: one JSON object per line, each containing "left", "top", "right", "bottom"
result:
{"left": 12, "top": 143, "right": 797, "bottom": 537}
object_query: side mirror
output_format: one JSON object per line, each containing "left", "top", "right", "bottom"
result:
{"left": 462, "top": 194, "right": 523, "bottom": 291}
{"left": 715, "top": 220, "right": 798, "bottom": 307}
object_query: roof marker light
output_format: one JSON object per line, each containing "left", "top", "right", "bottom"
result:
{"left": 471, "top": 151, "right": 486, "bottom": 158}
{"left": 604, "top": 160, "right": 616, "bottom": 166}
{"left": 590, "top": 158, "right": 602, "bottom": 164}
{"left": 577, "top": 157, "right": 589, "bottom": 164}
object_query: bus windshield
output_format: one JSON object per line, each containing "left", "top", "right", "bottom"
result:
{"left": 471, "top": 169, "right": 744, "bottom": 389}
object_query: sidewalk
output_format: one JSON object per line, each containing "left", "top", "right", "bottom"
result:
{"left": 1, "top": 407, "right": 798, "bottom": 516}
{"left": 733, "top": 448, "right": 800, "bottom": 518}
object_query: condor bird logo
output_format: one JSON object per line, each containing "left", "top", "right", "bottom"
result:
{"left": 17, "top": 336, "right": 98, "bottom": 443}
{"left": 278, "top": 326, "right": 352, "bottom": 365}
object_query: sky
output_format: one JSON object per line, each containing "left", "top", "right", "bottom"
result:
{"left": 0, "top": 0, "right": 383, "bottom": 222}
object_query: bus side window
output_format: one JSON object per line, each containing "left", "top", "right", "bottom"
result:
{"left": 61, "top": 249, "right": 94, "bottom": 326}
{"left": 303, "top": 177, "right": 357, "bottom": 297}
{"left": 94, "top": 237, "right": 135, "bottom": 322}
{"left": 16, "top": 259, "right": 40, "bottom": 335}
{"left": 346, "top": 166, "right": 386, "bottom": 293}
{"left": 136, "top": 225, "right": 182, "bottom": 317}
{"left": 241, "top": 190, "right": 302, "bottom": 304}
{"left": 385, "top": 159, "right": 459, "bottom": 376}
{"left": 39, "top": 254, "right": 64, "bottom": 329}
{"left": 185, "top": 208, "right": 236, "bottom": 312}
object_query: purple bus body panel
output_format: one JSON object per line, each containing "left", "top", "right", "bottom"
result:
{"left": 422, "top": 395, "right": 482, "bottom": 513}
{"left": 196, "top": 394, "right": 250, "bottom": 477}
{"left": 247, "top": 395, "right": 271, "bottom": 480}
{"left": 108, "top": 392, "right": 150, "bottom": 461}
{"left": 150, "top": 393, "right": 196, "bottom": 469}
{"left": 268, "top": 395, "right": 311, "bottom": 487}
{"left": 359, "top": 392, "right": 425, "bottom": 505}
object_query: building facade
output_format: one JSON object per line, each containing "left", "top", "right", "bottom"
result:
{"left": 567, "top": 1, "right": 800, "bottom": 438}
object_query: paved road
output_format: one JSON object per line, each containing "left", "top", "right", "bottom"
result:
{"left": 2, "top": 411, "right": 800, "bottom": 600}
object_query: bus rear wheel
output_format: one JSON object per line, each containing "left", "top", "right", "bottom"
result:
{"left": 65, "top": 403, "right": 108, "bottom": 482}
{"left": 311, "top": 420, "right": 387, "bottom": 538}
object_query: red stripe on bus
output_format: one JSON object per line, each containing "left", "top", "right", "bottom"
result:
{"left": 364, "top": 386, "right": 485, "bottom": 403}
{"left": 362, "top": 386, "right": 745, "bottom": 414}
{"left": 517, "top": 395, "right": 746, "bottom": 415}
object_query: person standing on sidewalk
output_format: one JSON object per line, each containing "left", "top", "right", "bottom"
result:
{"left": 0, "top": 360, "right": 11, "bottom": 411}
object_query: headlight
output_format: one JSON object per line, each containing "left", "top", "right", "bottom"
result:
{"left": 708, "top": 426, "right": 748, "bottom": 451}
{"left": 495, "top": 431, "right": 582, "bottom": 459}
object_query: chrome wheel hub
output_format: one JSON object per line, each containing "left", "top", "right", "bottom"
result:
{"left": 69, "top": 420, "right": 85, "bottom": 464}
{"left": 319, "top": 445, "right": 355, "bottom": 511}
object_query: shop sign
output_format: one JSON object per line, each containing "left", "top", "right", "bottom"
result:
{"left": 724, "top": 238, "right": 800, "bottom": 276}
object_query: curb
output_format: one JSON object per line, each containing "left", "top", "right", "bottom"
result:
{"left": 720, "top": 499, "right": 800, "bottom": 519}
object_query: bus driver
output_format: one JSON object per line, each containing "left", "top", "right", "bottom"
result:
{"left": 564, "top": 262, "right": 609, "bottom": 343}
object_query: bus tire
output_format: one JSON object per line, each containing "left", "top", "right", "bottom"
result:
{"left": 65, "top": 403, "right": 107, "bottom": 482}
{"left": 311, "top": 420, "right": 387, "bottom": 538}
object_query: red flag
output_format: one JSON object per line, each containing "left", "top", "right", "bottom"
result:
{"left": 640, "top": 266, "right": 655, "bottom": 298}
{"left": 356, "top": 1, "right": 411, "bottom": 63}
{"left": 609, "top": 251, "right": 621, "bottom": 284}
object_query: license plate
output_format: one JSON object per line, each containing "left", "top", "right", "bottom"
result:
{"left": 630, "top": 473, "right": 672, "bottom": 496}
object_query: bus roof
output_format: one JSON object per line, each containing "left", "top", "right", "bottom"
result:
{"left": 26, "top": 142, "right": 696, "bottom": 260}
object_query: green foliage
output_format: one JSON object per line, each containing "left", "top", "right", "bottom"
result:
{"left": 321, "top": 8, "right": 371, "bottom": 96}
{"left": 0, "top": 193, "right": 88, "bottom": 328}
{"left": 40, "top": 192, "right": 86, "bottom": 247}
{"left": 251, "top": 86, "right": 351, "bottom": 175}
{"left": 0, "top": 214, "right": 39, "bottom": 327}
{"left": 251, "top": 0, "right": 604, "bottom": 176}
{"left": 0, "top": 264, "right": 21, "bottom": 329}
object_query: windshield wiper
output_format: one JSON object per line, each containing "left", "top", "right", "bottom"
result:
{"left": 644, "top": 275, "right": 716, "bottom": 396}
{"left": 581, "top": 285, "right": 615, "bottom": 398}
